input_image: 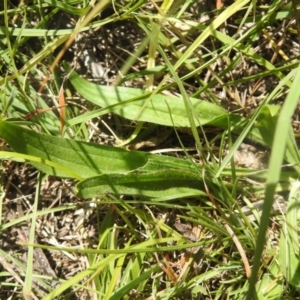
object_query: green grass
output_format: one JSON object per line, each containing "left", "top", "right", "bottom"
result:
{"left": 1, "top": 0, "right": 300, "bottom": 299}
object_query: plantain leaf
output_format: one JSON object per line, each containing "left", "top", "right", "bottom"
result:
{"left": 64, "top": 62, "right": 228, "bottom": 127}
{"left": 75, "top": 169, "right": 204, "bottom": 199}
{"left": 0, "top": 120, "right": 199, "bottom": 179}
{"left": 64, "top": 62, "right": 273, "bottom": 147}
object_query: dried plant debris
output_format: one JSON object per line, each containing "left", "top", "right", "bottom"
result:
{"left": 173, "top": 222, "right": 199, "bottom": 243}
{"left": 2, "top": 0, "right": 300, "bottom": 298}
{"left": 0, "top": 163, "right": 99, "bottom": 296}
{"left": 72, "top": 20, "right": 145, "bottom": 86}
{"left": 233, "top": 143, "right": 269, "bottom": 169}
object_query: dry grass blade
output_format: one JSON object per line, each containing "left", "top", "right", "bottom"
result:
{"left": 1, "top": 0, "right": 300, "bottom": 299}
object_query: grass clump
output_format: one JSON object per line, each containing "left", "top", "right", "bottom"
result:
{"left": 1, "top": 0, "right": 300, "bottom": 299}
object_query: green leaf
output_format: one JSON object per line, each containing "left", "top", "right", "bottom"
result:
{"left": 64, "top": 63, "right": 280, "bottom": 148}
{"left": 0, "top": 151, "right": 82, "bottom": 180}
{"left": 255, "top": 258, "right": 284, "bottom": 299}
{"left": 64, "top": 62, "right": 228, "bottom": 127}
{"left": 255, "top": 105, "right": 280, "bottom": 147}
{"left": 0, "top": 121, "right": 199, "bottom": 179}
{"left": 256, "top": 104, "right": 300, "bottom": 175}
{"left": 75, "top": 169, "right": 204, "bottom": 199}
{"left": 278, "top": 181, "right": 300, "bottom": 289}
{"left": 247, "top": 65, "right": 300, "bottom": 300}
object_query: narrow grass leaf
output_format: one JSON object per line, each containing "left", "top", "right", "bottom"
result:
{"left": 255, "top": 258, "right": 284, "bottom": 299}
{"left": 104, "top": 240, "right": 131, "bottom": 300}
{"left": 173, "top": 0, "right": 251, "bottom": 71}
{"left": 217, "top": 68, "right": 300, "bottom": 177}
{"left": 42, "top": 237, "right": 181, "bottom": 300}
{"left": 247, "top": 67, "right": 300, "bottom": 299}
{"left": 278, "top": 181, "right": 300, "bottom": 288}
{"left": 110, "top": 264, "right": 161, "bottom": 300}
{"left": 24, "top": 172, "right": 42, "bottom": 297}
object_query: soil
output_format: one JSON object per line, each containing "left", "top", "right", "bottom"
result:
{"left": 1, "top": 0, "right": 299, "bottom": 298}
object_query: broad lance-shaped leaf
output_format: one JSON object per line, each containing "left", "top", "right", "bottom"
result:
{"left": 0, "top": 121, "right": 200, "bottom": 179}
{"left": 64, "top": 62, "right": 270, "bottom": 146}
{"left": 75, "top": 169, "right": 204, "bottom": 199}
{"left": 64, "top": 62, "right": 228, "bottom": 127}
